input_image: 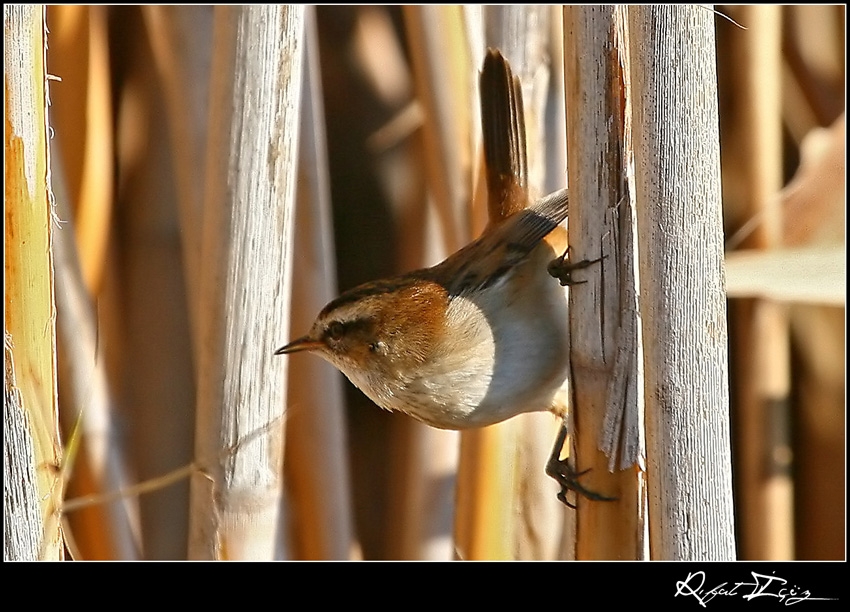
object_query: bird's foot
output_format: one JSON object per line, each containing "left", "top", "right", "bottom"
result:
{"left": 545, "top": 456, "right": 618, "bottom": 508}
{"left": 546, "top": 420, "right": 617, "bottom": 508}
{"left": 547, "top": 246, "right": 605, "bottom": 286}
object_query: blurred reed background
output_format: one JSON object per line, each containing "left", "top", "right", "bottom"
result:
{"left": 4, "top": 5, "right": 844, "bottom": 560}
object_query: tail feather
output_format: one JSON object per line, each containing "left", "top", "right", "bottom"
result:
{"left": 480, "top": 49, "right": 528, "bottom": 224}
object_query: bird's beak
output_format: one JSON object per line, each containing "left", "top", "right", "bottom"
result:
{"left": 274, "top": 336, "right": 323, "bottom": 355}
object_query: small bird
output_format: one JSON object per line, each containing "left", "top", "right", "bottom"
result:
{"left": 277, "top": 49, "right": 612, "bottom": 506}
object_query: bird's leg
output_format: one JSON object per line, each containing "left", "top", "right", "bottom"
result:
{"left": 546, "top": 419, "right": 617, "bottom": 507}
{"left": 547, "top": 246, "right": 605, "bottom": 287}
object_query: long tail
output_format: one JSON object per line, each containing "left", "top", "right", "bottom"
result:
{"left": 480, "top": 48, "right": 528, "bottom": 224}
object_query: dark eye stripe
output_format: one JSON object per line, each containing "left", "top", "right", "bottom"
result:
{"left": 324, "top": 318, "right": 374, "bottom": 342}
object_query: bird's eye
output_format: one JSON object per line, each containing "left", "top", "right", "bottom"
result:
{"left": 326, "top": 321, "right": 345, "bottom": 341}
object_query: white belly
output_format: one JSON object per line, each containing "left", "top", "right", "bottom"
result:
{"left": 379, "top": 262, "right": 570, "bottom": 429}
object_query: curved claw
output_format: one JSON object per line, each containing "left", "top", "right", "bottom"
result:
{"left": 546, "top": 421, "right": 617, "bottom": 507}
{"left": 547, "top": 246, "right": 606, "bottom": 286}
{"left": 546, "top": 459, "right": 618, "bottom": 505}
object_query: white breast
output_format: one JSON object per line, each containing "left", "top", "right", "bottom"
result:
{"left": 386, "top": 265, "right": 569, "bottom": 429}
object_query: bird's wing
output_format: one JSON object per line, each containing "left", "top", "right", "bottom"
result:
{"left": 441, "top": 188, "right": 569, "bottom": 296}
